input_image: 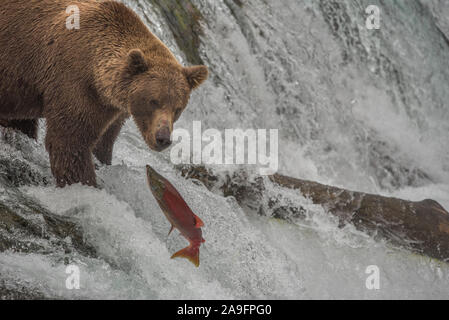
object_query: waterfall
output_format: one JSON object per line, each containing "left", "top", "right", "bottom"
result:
{"left": 0, "top": 0, "right": 448, "bottom": 299}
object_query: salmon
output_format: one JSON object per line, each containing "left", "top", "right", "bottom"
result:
{"left": 146, "top": 165, "right": 205, "bottom": 267}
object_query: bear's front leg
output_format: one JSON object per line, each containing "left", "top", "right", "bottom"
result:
{"left": 47, "top": 141, "right": 96, "bottom": 188}
{"left": 44, "top": 98, "right": 121, "bottom": 187}
{"left": 45, "top": 126, "right": 97, "bottom": 188}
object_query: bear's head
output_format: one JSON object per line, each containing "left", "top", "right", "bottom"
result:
{"left": 126, "top": 49, "right": 208, "bottom": 151}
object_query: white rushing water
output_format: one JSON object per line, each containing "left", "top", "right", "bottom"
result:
{"left": 1, "top": 0, "right": 449, "bottom": 299}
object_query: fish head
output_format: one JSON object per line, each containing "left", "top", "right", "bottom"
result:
{"left": 146, "top": 165, "right": 166, "bottom": 198}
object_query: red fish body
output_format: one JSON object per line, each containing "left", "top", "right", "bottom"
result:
{"left": 146, "top": 165, "right": 205, "bottom": 267}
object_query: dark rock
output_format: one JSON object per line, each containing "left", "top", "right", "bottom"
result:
{"left": 0, "top": 192, "right": 96, "bottom": 257}
{"left": 148, "top": 0, "right": 204, "bottom": 65}
{"left": 0, "top": 279, "right": 47, "bottom": 300}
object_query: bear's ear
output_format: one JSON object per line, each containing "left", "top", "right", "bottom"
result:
{"left": 184, "top": 65, "right": 209, "bottom": 90}
{"left": 127, "top": 49, "right": 149, "bottom": 75}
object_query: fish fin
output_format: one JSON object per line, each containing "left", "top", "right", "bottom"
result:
{"left": 194, "top": 215, "right": 204, "bottom": 228}
{"left": 202, "top": 238, "right": 206, "bottom": 243}
{"left": 168, "top": 225, "right": 175, "bottom": 236}
{"left": 171, "top": 245, "right": 200, "bottom": 267}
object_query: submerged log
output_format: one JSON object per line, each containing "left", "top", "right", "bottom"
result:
{"left": 271, "top": 175, "right": 449, "bottom": 261}
{"left": 178, "top": 165, "right": 449, "bottom": 262}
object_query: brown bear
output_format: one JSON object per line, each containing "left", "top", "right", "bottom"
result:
{"left": 0, "top": 0, "right": 208, "bottom": 187}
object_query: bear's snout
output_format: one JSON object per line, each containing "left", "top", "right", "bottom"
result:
{"left": 155, "top": 126, "right": 172, "bottom": 150}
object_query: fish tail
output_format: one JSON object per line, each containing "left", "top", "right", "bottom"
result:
{"left": 171, "top": 245, "right": 200, "bottom": 267}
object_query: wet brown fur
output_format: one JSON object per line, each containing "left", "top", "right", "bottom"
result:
{"left": 0, "top": 0, "right": 208, "bottom": 187}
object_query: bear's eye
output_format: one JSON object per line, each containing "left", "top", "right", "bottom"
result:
{"left": 149, "top": 100, "right": 159, "bottom": 108}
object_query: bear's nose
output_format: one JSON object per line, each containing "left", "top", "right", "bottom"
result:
{"left": 155, "top": 126, "right": 172, "bottom": 150}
